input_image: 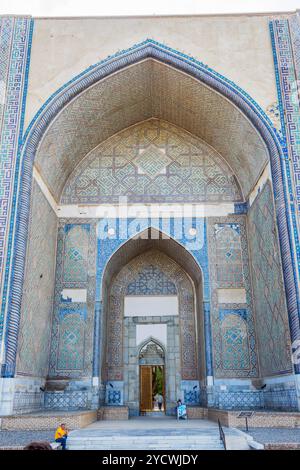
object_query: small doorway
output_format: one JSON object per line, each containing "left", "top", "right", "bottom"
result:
{"left": 140, "top": 365, "right": 165, "bottom": 413}
{"left": 139, "top": 340, "right": 165, "bottom": 414}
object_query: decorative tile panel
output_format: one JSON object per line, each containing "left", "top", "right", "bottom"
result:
{"left": 126, "top": 265, "right": 177, "bottom": 295}
{"left": 61, "top": 119, "right": 242, "bottom": 204}
{"left": 220, "top": 314, "right": 250, "bottom": 370}
{"left": 16, "top": 181, "right": 57, "bottom": 377}
{"left": 106, "top": 250, "right": 198, "bottom": 381}
{"left": 57, "top": 311, "right": 85, "bottom": 370}
{"left": 0, "top": 17, "right": 33, "bottom": 345}
{"left": 208, "top": 216, "right": 258, "bottom": 378}
{"left": 44, "top": 391, "right": 89, "bottom": 410}
{"left": 270, "top": 18, "right": 300, "bottom": 277}
{"left": 248, "top": 182, "right": 293, "bottom": 376}
{"left": 63, "top": 225, "right": 89, "bottom": 283}
{"left": 214, "top": 224, "right": 244, "bottom": 287}
{"left": 49, "top": 220, "right": 97, "bottom": 378}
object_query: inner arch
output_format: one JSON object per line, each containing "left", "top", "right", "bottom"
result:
{"left": 101, "top": 237, "right": 204, "bottom": 415}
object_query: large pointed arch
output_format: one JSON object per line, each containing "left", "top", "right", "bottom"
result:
{"left": 2, "top": 39, "right": 299, "bottom": 378}
{"left": 98, "top": 227, "right": 207, "bottom": 385}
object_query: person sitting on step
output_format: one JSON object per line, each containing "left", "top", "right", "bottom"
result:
{"left": 54, "top": 423, "right": 69, "bottom": 450}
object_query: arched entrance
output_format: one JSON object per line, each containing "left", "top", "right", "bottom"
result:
{"left": 8, "top": 43, "right": 298, "bottom": 370}
{"left": 139, "top": 340, "right": 165, "bottom": 414}
{"left": 2, "top": 40, "right": 299, "bottom": 415}
{"left": 100, "top": 234, "right": 204, "bottom": 416}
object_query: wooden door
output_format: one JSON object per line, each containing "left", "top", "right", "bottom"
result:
{"left": 140, "top": 366, "right": 153, "bottom": 412}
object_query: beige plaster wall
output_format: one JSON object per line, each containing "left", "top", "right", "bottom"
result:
{"left": 24, "top": 14, "right": 281, "bottom": 128}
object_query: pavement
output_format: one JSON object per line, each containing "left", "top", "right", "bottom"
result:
{"left": 0, "top": 430, "right": 55, "bottom": 448}
{"left": 246, "top": 427, "right": 300, "bottom": 444}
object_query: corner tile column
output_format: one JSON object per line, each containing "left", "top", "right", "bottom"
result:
{"left": 0, "top": 17, "right": 34, "bottom": 379}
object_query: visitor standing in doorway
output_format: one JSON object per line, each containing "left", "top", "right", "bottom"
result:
{"left": 154, "top": 392, "right": 163, "bottom": 411}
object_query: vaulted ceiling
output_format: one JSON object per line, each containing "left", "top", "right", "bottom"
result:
{"left": 35, "top": 59, "right": 269, "bottom": 201}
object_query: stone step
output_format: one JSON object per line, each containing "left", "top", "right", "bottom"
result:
{"left": 68, "top": 445, "right": 223, "bottom": 450}
{"left": 68, "top": 436, "right": 222, "bottom": 443}
{"left": 67, "top": 435, "right": 224, "bottom": 450}
{"left": 68, "top": 442, "right": 223, "bottom": 450}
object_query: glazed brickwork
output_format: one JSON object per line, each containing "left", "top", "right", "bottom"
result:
{"left": 106, "top": 250, "right": 197, "bottom": 381}
{"left": 3, "top": 37, "right": 299, "bottom": 397}
{"left": 248, "top": 182, "right": 293, "bottom": 376}
{"left": 0, "top": 410, "right": 97, "bottom": 430}
{"left": 1, "top": 24, "right": 300, "bottom": 414}
{"left": 270, "top": 17, "right": 300, "bottom": 321}
{"left": 48, "top": 220, "right": 97, "bottom": 378}
{"left": 16, "top": 180, "right": 57, "bottom": 377}
{"left": 207, "top": 216, "right": 258, "bottom": 378}
{"left": 0, "top": 17, "right": 33, "bottom": 346}
{"left": 208, "top": 409, "right": 300, "bottom": 428}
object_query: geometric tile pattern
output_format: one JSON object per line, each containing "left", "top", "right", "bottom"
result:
{"left": 57, "top": 312, "right": 85, "bottom": 370}
{"left": 34, "top": 52, "right": 270, "bottom": 202}
{"left": 218, "top": 391, "right": 263, "bottom": 410}
{"left": 248, "top": 182, "right": 293, "bottom": 376}
{"left": 44, "top": 391, "right": 89, "bottom": 410}
{"left": 16, "top": 181, "right": 57, "bottom": 377}
{"left": 106, "top": 249, "right": 198, "bottom": 381}
{"left": 95, "top": 217, "right": 211, "bottom": 381}
{"left": 126, "top": 265, "right": 177, "bottom": 295}
{"left": 276, "top": 16, "right": 300, "bottom": 215}
{"left": 208, "top": 216, "right": 258, "bottom": 378}
{"left": 134, "top": 144, "right": 172, "bottom": 178}
{"left": 63, "top": 225, "right": 89, "bottom": 283}
{"left": 48, "top": 220, "right": 97, "bottom": 378}
{"left": 220, "top": 314, "right": 250, "bottom": 370}
{"left": 269, "top": 19, "right": 300, "bottom": 364}
{"left": 106, "top": 390, "right": 122, "bottom": 405}
{"left": 217, "top": 388, "right": 298, "bottom": 411}
{"left": 96, "top": 218, "right": 210, "bottom": 300}
{"left": 61, "top": 119, "right": 242, "bottom": 204}
{"left": 270, "top": 18, "right": 300, "bottom": 276}
{"left": 0, "top": 17, "right": 33, "bottom": 345}
{"left": 214, "top": 224, "right": 244, "bottom": 287}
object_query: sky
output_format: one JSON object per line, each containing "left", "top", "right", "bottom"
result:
{"left": 0, "top": 0, "right": 299, "bottom": 17}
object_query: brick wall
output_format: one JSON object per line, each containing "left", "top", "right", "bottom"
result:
{"left": 208, "top": 408, "right": 300, "bottom": 428}
{"left": 97, "top": 406, "right": 129, "bottom": 420}
{"left": 0, "top": 410, "right": 97, "bottom": 430}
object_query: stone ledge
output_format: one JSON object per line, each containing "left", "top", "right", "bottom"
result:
{"left": 98, "top": 406, "right": 129, "bottom": 420}
{"left": 187, "top": 406, "right": 208, "bottom": 419}
{"left": 0, "top": 410, "right": 97, "bottom": 430}
{"left": 264, "top": 443, "right": 300, "bottom": 450}
{"left": 207, "top": 408, "right": 300, "bottom": 428}
{"left": 0, "top": 446, "right": 23, "bottom": 450}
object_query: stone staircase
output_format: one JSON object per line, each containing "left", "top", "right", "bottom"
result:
{"left": 67, "top": 418, "right": 225, "bottom": 450}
